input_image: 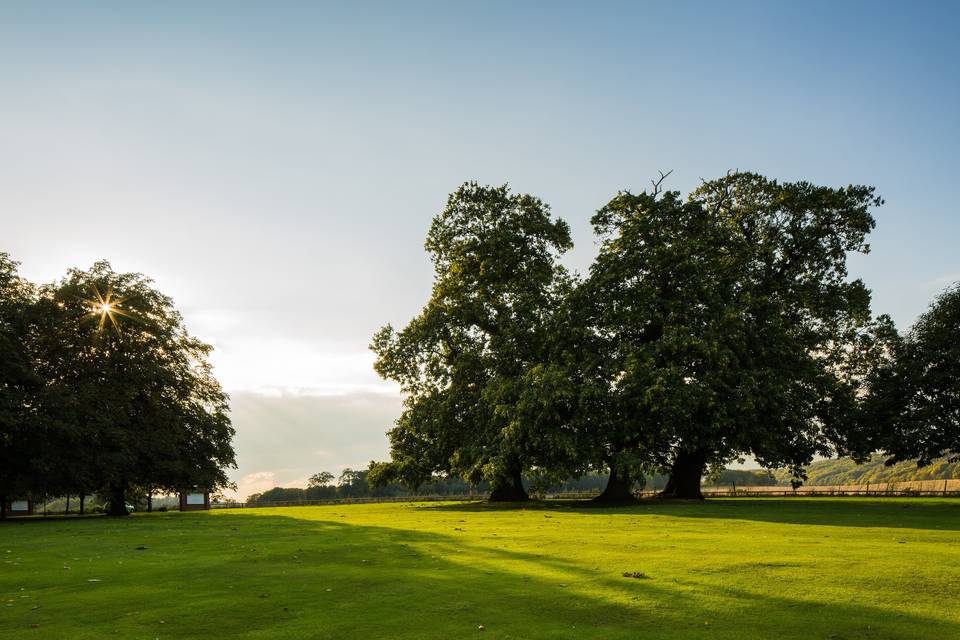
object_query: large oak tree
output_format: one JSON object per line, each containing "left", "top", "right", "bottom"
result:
{"left": 581, "top": 172, "right": 886, "bottom": 498}
{"left": 31, "top": 262, "right": 236, "bottom": 515}
{"left": 370, "top": 183, "right": 572, "bottom": 501}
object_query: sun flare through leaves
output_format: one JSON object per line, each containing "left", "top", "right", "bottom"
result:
{"left": 86, "top": 284, "right": 130, "bottom": 334}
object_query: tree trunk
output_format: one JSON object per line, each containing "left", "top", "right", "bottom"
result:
{"left": 147, "top": 495, "right": 152, "bottom": 513}
{"left": 662, "top": 449, "right": 708, "bottom": 499}
{"left": 107, "top": 485, "right": 129, "bottom": 516}
{"left": 593, "top": 463, "right": 638, "bottom": 504}
{"left": 0, "top": 493, "right": 6, "bottom": 520}
{"left": 79, "top": 495, "right": 85, "bottom": 516}
{"left": 65, "top": 495, "right": 70, "bottom": 515}
{"left": 488, "top": 465, "right": 528, "bottom": 502}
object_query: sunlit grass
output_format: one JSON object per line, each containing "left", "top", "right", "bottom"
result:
{"left": 2, "top": 498, "right": 959, "bottom": 639}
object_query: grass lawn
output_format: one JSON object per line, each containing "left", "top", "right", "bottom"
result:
{"left": 2, "top": 498, "right": 959, "bottom": 639}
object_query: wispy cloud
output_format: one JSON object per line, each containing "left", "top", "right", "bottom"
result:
{"left": 204, "top": 334, "right": 398, "bottom": 397}
{"left": 225, "top": 390, "right": 401, "bottom": 500}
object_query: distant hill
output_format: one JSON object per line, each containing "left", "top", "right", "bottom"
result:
{"left": 772, "top": 456, "right": 960, "bottom": 486}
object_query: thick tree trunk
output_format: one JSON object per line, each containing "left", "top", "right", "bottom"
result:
{"left": 488, "top": 465, "right": 528, "bottom": 502}
{"left": 79, "top": 495, "right": 85, "bottom": 516}
{"left": 593, "top": 463, "right": 638, "bottom": 504}
{"left": 147, "top": 495, "right": 152, "bottom": 513}
{"left": 107, "top": 485, "right": 129, "bottom": 516}
{"left": 65, "top": 495, "right": 70, "bottom": 515}
{"left": 662, "top": 449, "right": 708, "bottom": 499}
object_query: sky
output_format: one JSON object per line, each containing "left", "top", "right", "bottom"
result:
{"left": 2, "top": 1, "right": 958, "bottom": 499}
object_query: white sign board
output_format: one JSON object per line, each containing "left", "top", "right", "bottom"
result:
{"left": 11, "top": 500, "right": 28, "bottom": 512}
{"left": 186, "top": 493, "right": 205, "bottom": 505}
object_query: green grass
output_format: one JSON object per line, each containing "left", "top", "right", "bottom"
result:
{"left": 2, "top": 499, "right": 959, "bottom": 639}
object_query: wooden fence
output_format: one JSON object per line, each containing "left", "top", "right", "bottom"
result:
{"left": 699, "top": 477, "right": 960, "bottom": 498}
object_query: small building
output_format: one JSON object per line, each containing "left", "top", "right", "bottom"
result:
{"left": 178, "top": 490, "right": 211, "bottom": 511}
{"left": 2, "top": 499, "right": 34, "bottom": 517}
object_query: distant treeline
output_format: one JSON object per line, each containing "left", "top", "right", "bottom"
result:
{"left": 776, "top": 456, "right": 960, "bottom": 486}
{"left": 245, "top": 469, "right": 483, "bottom": 504}
{"left": 246, "top": 458, "right": 959, "bottom": 502}
{"left": 648, "top": 460, "right": 959, "bottom": 489}
{"left": 245, "top": 468, "right": 779, "bottom": 502}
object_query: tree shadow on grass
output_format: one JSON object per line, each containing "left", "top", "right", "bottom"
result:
{"left": 2, "top": 509, "right": 957, "bottom": 639}
{"left": 0, "top": 513, "right": 106, "bottom": 526}
{"left": 421, "top": 497, "right": 960, "bottom": 531}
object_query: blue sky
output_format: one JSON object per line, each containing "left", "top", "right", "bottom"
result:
{"left": 2, "top": 1, "right": 958, "bottom": 497}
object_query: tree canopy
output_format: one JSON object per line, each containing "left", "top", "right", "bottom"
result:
{"left": 370, "top": 182, "right": 572, "bottom": 501}
{"left": 0, "top": 255, "right": 41, "bottom": 511}
{"left": 576, "top": 172, "right": 888, "bottom": 498}
{"left": 0, "top": 256, "right": 235, "bottom": 516}
{"left": 866, "top": 284, "right": 960, "bottom": 465}
{"left": 370, "top": 173, "right": 901, "bottom": 501}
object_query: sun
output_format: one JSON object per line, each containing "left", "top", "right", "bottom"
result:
{"left": 87, "top": 285, "right": 128, "bottom": 334}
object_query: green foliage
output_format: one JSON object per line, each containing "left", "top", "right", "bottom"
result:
{"left": 775, "top": 455, "right": 960, "bottom": 486}
{"left": 536, "top": 472, "right": 639, "bottom": 494}
{"left": 865, "top": 284, "right": 960, "bottom": 465}
{"left": 308, "top": 471, "right": 335, "bottom": 487}
{"left": 369, "top": 173, "right": 900, "bottom": 500}
{"left": 247, "top": 470, "right": 481, "bottom": 503}
{"left": 0, "top": 255, "right": 236, "bottom": 512}
{"left": 336, "top": 468, "right": 371, "bottom": 498}
{"left": 706, "top": 469, "right": 779, "bottom": 487}
{"left": 0, "top": 253, "right": 40, "bottom": 505}
{"left": 247, "top": 487, "right": 313, "bottom": 503}
{"left": 370, "top": 182, "right": 572, "bottom": 499}
{"left": 572, "top": 172, "right": 887, "bottom": 495}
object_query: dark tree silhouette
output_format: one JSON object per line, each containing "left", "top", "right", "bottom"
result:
{"left": 867, "top": 284, "right": 960, "bottom": 465}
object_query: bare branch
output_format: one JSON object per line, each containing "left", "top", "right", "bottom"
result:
{"left": 651, "top": 169, "right": 674, "bottom": 196}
